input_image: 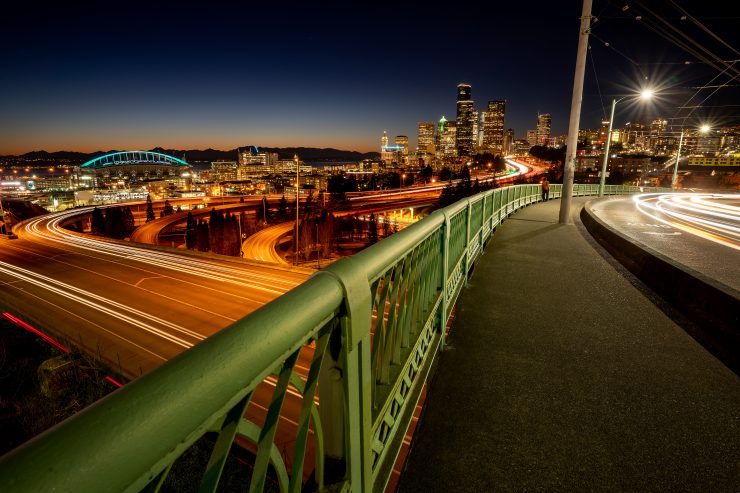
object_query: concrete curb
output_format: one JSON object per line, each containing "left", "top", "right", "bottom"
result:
{"left": 580, "top": 199, "right": 739, "bottom": 374}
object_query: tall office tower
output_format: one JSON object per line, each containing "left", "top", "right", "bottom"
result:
{"left": 395, "top": 135, "right": 409, "bottom": 165}
{"left": 437, "top": 116, "right": 457, "bottom": 160}
{"left": 417, "top": 122, "right": 435, "bottom": 153}
{"left": 471, "top": 110, "right": 480, "bottom": 148}
{"left": 481, "top": 100, "right": 506, "bottom": 153}
{"left": 455, "top": 83, "right": 475, "bottom": 158}
{"left": 395, "top": 135, "right": 409, "bottom": 154}
{"left": 526, "top": 129, "right": 538, "bottom": 146}
{"left": 503, "top": 128, "right": 515, "bottom": 155}
{"left": 381, "top": 130, "right": 389, "bottom": 149}
{"left": 536, "top": 113, "right": 551, "bottom": 146}
{"left": 649, "top": 118, "right": 669, "bottom": 151}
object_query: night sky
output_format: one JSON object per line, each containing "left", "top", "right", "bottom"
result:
{"left": 1, "top": 1, "right": 738, "bottom": 154}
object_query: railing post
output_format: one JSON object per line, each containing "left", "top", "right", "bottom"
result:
{"left": 440, "top": 210, "right": 451, "bottom": 349}
{"left": 314, "top": 258, "right": 373, "bottom": 492}
{"left": 464, "top": 199, "right": 472, "bottom": 284}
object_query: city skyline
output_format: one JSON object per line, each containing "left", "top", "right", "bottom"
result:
{"left": 1, "top": 1, "right": 738, "bottom": 154}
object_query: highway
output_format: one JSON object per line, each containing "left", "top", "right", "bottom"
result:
{"left": 588, "top": 192, "right": 739, "bottom": 291}
{"left": 241, "top": 222, "right": 293, "bottom": 264}
{"left": 1, "top": 206, "right": 323, "bottom": 465}
{"left": 4, "top": 208, "right": 310, "bottom": 377}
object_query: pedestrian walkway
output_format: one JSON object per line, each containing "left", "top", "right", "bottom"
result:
{"left": 399, "top": 198, "right": 739, "bottom": 492}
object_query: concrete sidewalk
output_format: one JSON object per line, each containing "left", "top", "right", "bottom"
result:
{"left": 399, "top": 198, "right": 739, "bottom": 492}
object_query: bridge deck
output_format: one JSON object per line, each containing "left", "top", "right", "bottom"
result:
{"left": 399, "top": 198, "right": 739, "bottom": 492}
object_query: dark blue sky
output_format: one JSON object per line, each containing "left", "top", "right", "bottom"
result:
{"left": 1, "top": 1, "right": 737, "bottom": 154}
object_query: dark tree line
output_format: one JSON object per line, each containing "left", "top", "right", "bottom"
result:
{"left": 90, "top": 206, "right": 135, "bottom": 239}
{"left": 145, "top": 195, "right": 155, "bottom": 222}
{"left": 436, "top": 176, "right": 495, "bottom": 208}
{"left": 184, "top": 209, "right": 266, "bottom": 257}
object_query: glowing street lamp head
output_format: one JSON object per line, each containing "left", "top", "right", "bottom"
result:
{"left": 640, "top": 88, "right": 654, "bottom": 100}
{"left": 700, "top": 124, "right": 710, "bottom": 134}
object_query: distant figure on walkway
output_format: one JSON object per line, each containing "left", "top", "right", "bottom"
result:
{"left": 541, "top": 178, "right": 550, "bottom": 201}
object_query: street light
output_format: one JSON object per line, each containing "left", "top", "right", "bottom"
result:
{"left": 598, "top": 88, "right": 654, "bottom": 196}
{"left": 400, "top": 173, "right": 406, "bottom": 191}
{"left": 672, "top": 125, "right": 710, "bottom": 190}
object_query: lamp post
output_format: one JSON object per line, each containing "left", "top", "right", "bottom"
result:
{"left": 598, "top": 89, "right": 654, "bottom": 196}
{"left": 400, "top": 173, "right": 406, "bottom": 192}
{"left": 672, "top": 125, "right": 709, "bottom": 190}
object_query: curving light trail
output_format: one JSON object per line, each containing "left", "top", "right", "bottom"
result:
{"left": 633, "top": 193, "right": 740, "bottom": 250}
{"left": 18, "top": 209, "right": 301, "bottom": 295}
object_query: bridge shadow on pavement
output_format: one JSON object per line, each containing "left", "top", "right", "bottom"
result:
{"left": 399, "top": 198, "right": 739, "bottom": 492}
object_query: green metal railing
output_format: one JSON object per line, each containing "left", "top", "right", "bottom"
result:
{"left": 0, "top": 184, "right": 669, "bottom": 492}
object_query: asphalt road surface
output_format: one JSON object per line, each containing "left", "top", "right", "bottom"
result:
{"left": 587, "top": 192, "right": 739, "bottom": 291}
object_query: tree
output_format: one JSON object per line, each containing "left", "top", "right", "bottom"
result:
{"left": 304, "top": 189, "right": 315, "bottom": 213}
{"left": 278, "top": 195, "right": 288, "bottom": 222}
{"left": 145, "top": 195, "right": 155, "bottom": 222}
{"left": 368, "top": 213, "right": 378, "bottom": 244}
{"left": 317, "top": 211, "right": 336, "bottom": 258}
{"left": 196, "top": 219, "right": 210, "bottom": 252}
{"left": 222, "top": 213, "right": 240, "bottom": 256}
{"left": 459, "top": 165, "right": 471, "bottom": 181}
{"left": 122, "top": 207, "right": 135, "bottom": 236}
{"left": 419, "top": 165, "right": 434, "bottom": 183}
{"left": 185, "top": 212, "right": 196, "bottom": 250}
{"left": 104, "top": 207, "right": 126, "bottom": 239}
{"left": 91, "top": 207, "right": 105, "bottom": 234}
{"left": 160, "top": 200, "right": 174, "bottom": 218}
{"left": 439, "top": 167, "right": 454, "bottom": 182}
{"left": 437, "top": 183, "right": 456, "bottom": 208}
{"left": 209, "top": 209, "right": 224, "bottom": 254}
{"left": 297, "top": 217, "right": 315, "bottom": 261}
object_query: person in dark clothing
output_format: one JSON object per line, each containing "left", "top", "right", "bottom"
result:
{"left": 541, "top": 178, "right": 550, "bottom": 201}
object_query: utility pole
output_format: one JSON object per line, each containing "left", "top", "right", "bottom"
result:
{"left": 558, "top": 0, "right": 592, "bottom": 224}
{"left": 672, "top": 129, "right": 684, "bottom": 190}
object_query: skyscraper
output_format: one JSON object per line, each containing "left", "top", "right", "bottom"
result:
{"left": 481, "top": 100, "right": 506, "bottom": 153}
{"left": 503, "top": 128, "right": 515, "bottom": 155}
{"left": 536, "top": 113, "right": 551, "bottom": 146}
{"left": 455, "top": 83, "right": 475, "bottom": 158}
{"left": 437, "top": 116, "right": 457, "bottom": 161}
{"left": 395, "top": 135, "right": 409, "bottom": 165}
{"left": 417, "top": 122, "right": 435, "bottom": 153}
{"left": 526, "top": 130, "right": 537, "bottom": 147}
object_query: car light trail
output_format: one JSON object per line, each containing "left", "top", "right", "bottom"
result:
{"left": 18, "top": 210, "right": 301, "bottom": 295}
{"left": 0, "top": 260, "right": 201, "bottom": 348}
{"left": 104, "top": 375, "right": 124, "bottom": 388}
{"left": 3, "top": 311, "right": 71, "bottom": 353}
{"left": 633, "top": 193, "right": 740, "bottom": 250}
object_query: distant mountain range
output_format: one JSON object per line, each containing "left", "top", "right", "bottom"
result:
{"left": 2, "top": 147, "right": 380, "bottom": 163}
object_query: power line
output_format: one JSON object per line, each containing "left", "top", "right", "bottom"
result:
{"left": 667, "top": 0, "right": 740, "bottom": 56}
{"left": 588, "top": 44, "right": 608, "bottom": 120}
{"left": 625, "top": 1, "right": 740, "bottom": 79}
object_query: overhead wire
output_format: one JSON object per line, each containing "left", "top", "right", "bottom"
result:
{"left": 615, "top": 1, "right": 740, "bottom": 127}
{"left": 588, "top": 44, "right": 608, "bottom": 120}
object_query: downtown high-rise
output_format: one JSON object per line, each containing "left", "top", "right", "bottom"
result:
{"left": 481, "top": 100, "right": 506, "bottom": 153}
{"left": 455, "top": 83, "right": 475, "bottom": 158}
{"left": 536, "top": 113, "right": 551, "bottom": 146}
{"left": 417, "top": 122, "right": 435, "bottom": 153}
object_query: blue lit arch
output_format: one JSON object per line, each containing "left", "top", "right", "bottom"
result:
{"left": 81, "top": 151, "right": 189, "bottom": 169}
